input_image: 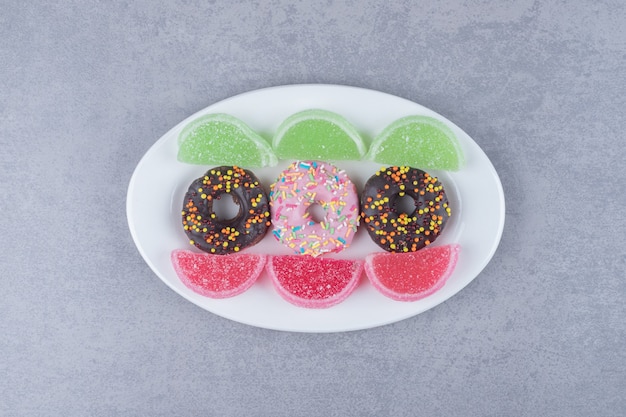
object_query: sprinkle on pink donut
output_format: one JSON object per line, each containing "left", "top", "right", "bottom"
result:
{"left": 269, "top": 161, "right": 360, "bottom": 257}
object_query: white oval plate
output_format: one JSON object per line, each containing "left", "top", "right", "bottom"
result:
{"left": 127, "top": 84, "right": 505, "bottom": 333}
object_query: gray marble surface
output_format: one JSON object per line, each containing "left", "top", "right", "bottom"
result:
{"left": 1, "top": 1, "right": 625, "bottom": 415}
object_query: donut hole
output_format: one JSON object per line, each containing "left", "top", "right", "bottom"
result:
{"left": 212, "top": 193, "right": 240, "bottom": 221}
{"left": 306, "top": 203, "right": 327, "bottom": 223}
{"left": 393, "top": 194, "right": 416, "bottom": 216}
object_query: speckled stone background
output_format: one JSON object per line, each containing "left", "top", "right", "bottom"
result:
{"left": 1, "top": 1, "right": 624, "bottom": 415}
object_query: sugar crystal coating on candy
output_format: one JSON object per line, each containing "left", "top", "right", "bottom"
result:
{"left": 177, "top": 113, "right": 277, "bottom": 167}
{"left": 171, "top": 249, "right": 266, "bottom": 298}
{"left": 273, "top": 109, "right": 366, "bottom": 160}
{"left": 366, "top": 115, "right": 464, "bottom": 171}
{"left": 364, "top": 244, "right": 460, "bottom": 301}
{"left": 267, "top": 255, "right": 363, "bottom": 308}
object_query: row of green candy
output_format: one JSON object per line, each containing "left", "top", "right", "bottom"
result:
{"left": 176, "top": 110, "right": 464, "bottom": 171}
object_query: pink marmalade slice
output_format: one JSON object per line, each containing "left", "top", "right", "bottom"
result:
{"left": 364, "top": 244, "right": 460, "bottom": 301}
{"left": 266, "top": 255, "right": 363, "bottom": 308}
{"left": 171, "top": 249, "right": 266, "bottom": 298}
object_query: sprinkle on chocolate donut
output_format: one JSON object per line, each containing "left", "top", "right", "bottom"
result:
{"left": 181, "top": 166, "right": 271, "bottom": 254}
{"left": 360, "top": 166, "right": 451, "bottom": 253}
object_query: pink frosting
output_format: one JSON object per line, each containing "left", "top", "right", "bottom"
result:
{"left": 269, "top": 161, "right": 360, "bottom": 257}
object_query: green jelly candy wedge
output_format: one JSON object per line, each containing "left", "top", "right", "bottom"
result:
{"left": 177, "top": 114, "right": 277, "bottom": 167}
{"left": 367, "top": 116, "right": 465, "bottom": 171}
{"left": 273, "top": 109, "right": 366, "bottom": 160}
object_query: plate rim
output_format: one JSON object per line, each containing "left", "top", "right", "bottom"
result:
{"left": 126, "top": 83, "right": 506, "bottom": 333}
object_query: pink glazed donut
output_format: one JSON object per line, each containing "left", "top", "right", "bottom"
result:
{"left": 269, "top": 161, "right": 360, "bottom": 257}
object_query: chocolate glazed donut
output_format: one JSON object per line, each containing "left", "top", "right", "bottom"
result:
{"left": 181, "top": 166, "right": 271, "bottom": 254}
{"left": 360, "top": 166, "right": 451, "bottom": 253}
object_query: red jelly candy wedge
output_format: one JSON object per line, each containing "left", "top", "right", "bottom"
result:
{"left": 364, "top": 244, "right": 460, "bottom": 301}
{"left": 266, "top": 255, "right": 364, "bottom": 308}
{"left": 171, "top": 250, "right": 266, "bottom": 298}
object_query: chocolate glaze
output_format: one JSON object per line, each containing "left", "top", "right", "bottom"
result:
{"left": 360, "top": 166, "right": 451, "bottom": 253}
{"left": 181, "top": 166, "right": 270, "bottom": 254}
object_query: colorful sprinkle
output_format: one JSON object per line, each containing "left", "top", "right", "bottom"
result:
{"left": 181, "top": 166, "right": 270, "bottom": 254}
{"left": 360, "top": 166, "right": 451, "bottom": 253}
{"left": 269, "top": 160, "right": 360, "bottom": 257}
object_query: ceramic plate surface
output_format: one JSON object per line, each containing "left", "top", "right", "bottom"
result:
{"left": 127, "top": 84, "right": 505, "bottom": 332}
